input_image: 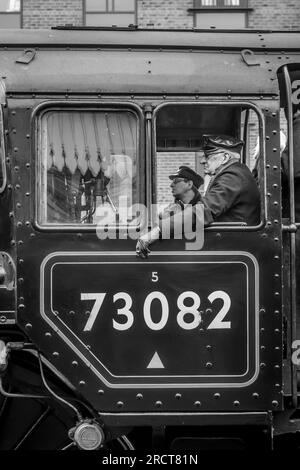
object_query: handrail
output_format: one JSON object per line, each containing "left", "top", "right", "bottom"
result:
{"left": 283, "top": 65, "right": 298, "bottom": 408}
{"left": 0, "top": 106, "right": 6, "bottom": 194}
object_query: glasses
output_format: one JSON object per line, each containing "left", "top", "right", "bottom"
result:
{"left": 202, "top": 151, "right": 225, "bottom": 161}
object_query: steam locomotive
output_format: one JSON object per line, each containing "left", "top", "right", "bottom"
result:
{"left": 0, "top": 26, "right": 300, "bottom": 450}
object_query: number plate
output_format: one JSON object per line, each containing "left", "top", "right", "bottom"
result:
{"left": 41, "top": 252, "right": 259, "bottom": 388}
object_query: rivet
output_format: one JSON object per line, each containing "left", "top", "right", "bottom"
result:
{"left": 274, "top": 310, "right": 280, "bottom": 314}
{"left": 69, "top": 310, "right": 75, "bottom": 315}
{"left": 19, "top": 297, "right": 24, "bottom": 302}
{"left": 30, "top": 233, "right": 35, "bottom": 238}
{"left": 117, "top": 401, "right": 124, "bottom": 408}
{"left": 25, "top": 221, "right": 30, "bottom": 226}
{"left": 206, "top": 362, "right": 213, "bottom": 369}
{"left": 17, "top": 221, "right": 22, "bottom": 227}
{"left": 266, "top": 164, "right": 270, "bottom": 169}
{"left": 274, "top": 274, "right": 279, "bottom": 278}
{"left": 205, "top": 309, "right": 212, "bottom": 314}
{"left": 19, "top": 258, "right": 24, "bottom": 264}
{"left": 273, "top": 165, "right": 278, "bottom": 170}
{"left": 18, "top": 303, "right": 25, "bottom": 310}
{"left": 72, "top": 361, "right": 78, "bottom": 366}
{"left": 273, "top": 184, "right": 278, "bottom": 189}
{"left": 52, "top": 351, "right": 59, "bottom": 357}
{"left": 273, "top": 201, "right": 278, "bottom": 206}
{"left": 273, "top": 148, "right": 277, "bottom": 152}
{"left": 274, "top": 237, "right": 279, "bottom": 242}
{"left": 260, "top": 362, "right": 266, "bottom": 368}
{"left": 15, "top": 184, "right": 20, "bottom": 189}
{"left": 14, "top": 166, "right": 19, "bottom": 172}
{"left": 136, "top": 393, "right": 143, "bottom": 400}
{"left": 206, "top": 345, "right": 212, "bottom": 350}
{"left": 18, "top": 277, "right": 24, "bottom": 283}
{"left": 18, "top": 240, "right": 23, "bottom": 245}
{"left": 79, "top": 380, "right": 85, "bottom": 387}
{"left": 214, "top": 393, "right": 221, "bottom": 399}
{"left": 275, "top": 383, "right": 281, "bottom": 388}
{"left": 272, "top": 400, "right": 279, "bottom": 408}
{"left": 275, "top": 292, "right": 280, "bottom": 296}
{"left": 13, "top": 148, "right": 18, "bottom": 153}
{"left": 261, "top": 345, "right": 265, "bottom": 350}
{"left": 25, "top": 192, "right": 30, "bottom": 197}
{"left": 252, "top": 393, "right": 259, "bottom": 399}
{"left": 273, "top": 130, "right": 277, "bottom": 135}
{"left": 16, "top": 202, "right": 21, "bottom": 208}
{"left": 26, "top": 163, "right": 30, "bottom": 168}
{"left": 175, "top": 393, "right": 182, "bottom": 400}
{"left": 274, "top": 255, "right": 279, "bottom": 259}
{"left": 26, "top": 134, "right": 30, "bottom": 139}
{"left": 10, "top": 239, "right": 15, "bottom": 246}
{"left": 274, "top": 219, "right": 279, "bottom": 224}
{"left": 12, "top": 110, "right": 16, "bottom": 115}
{"left": 98, "top": 389, "right": 104, "bottom": 395}
{"left": 260, "top": 308, "right": 266, "bottom": 314}
{"left": 233, "top": 400, "right": 240, "bottom": 407}
{"left": 260, "top": 327, "right": 265, "bottom": 332}
{"left": 275, "top": 328, "right": 280, "bottom": 333}
{"left": 155, "top": 401, "right": 163, "bottom": 408}
{"left": 274, "top": 364, "right": 280, "bottom": 369}
{"left": 194, "top": 401, "right": 201, "bottom": 407}
{"left": 267, "top": 192, "right": 271, "bottom": 197}
{"left": 45, "top": 332, "right": 52, "bottom": 338}
{"left": 266, "top": 136, "right": 270, "bottom": 140}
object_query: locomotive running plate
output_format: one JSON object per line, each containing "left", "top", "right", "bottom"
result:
{"left": 41, "top": 251, "right": 259, "bottom": 388}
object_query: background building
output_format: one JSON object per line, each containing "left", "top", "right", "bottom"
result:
{"left": 0, "top": 0, "right": 299, "bottom": 31}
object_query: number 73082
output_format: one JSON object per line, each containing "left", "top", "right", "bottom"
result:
{"left": 80, "top": 290, "right": 231, "bottom": 332}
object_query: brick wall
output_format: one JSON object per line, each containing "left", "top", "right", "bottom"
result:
{"left": 138, "top": 0, "right": 194, "bottom": 29}
{"left": 248, "top": 0, "right": 300, "bottom": 30}
{"left": 23, "top": 0, "right": 83, "bottom": 29}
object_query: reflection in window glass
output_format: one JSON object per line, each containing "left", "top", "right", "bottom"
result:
{"left": 0, "top": 0, "right": 20, "bottom": 12}
{"left": 39, "top": 111, "right": 138, "bottom": 225}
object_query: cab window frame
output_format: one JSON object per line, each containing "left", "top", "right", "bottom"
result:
{"left": 152, "top": 100, "right": 266, "bottom": 231}
{"left": 33, "top": 101, "right": 144, "bottom": 232}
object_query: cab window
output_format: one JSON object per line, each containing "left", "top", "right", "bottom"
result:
{"left": 38, "top": 109, "right": 139, "bottom": 226}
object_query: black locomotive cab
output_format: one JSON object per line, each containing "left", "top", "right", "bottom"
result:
{"left": 0, "top": 28, "right": 299, "bottom": 450}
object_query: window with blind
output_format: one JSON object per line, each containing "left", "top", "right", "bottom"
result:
{"left": 37, "top": 109, "right": 139, "bottom": 226}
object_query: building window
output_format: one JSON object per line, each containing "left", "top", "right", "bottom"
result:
{"left": 193, "top": 0, "right": 249, "bottom": 28}
{"left": 0, "top": 0, "right": 21, "bottom": 28}
{"left": 85, "top": 0, "right": 137, "bottom": 27}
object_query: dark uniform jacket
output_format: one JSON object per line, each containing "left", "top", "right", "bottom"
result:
{"left": 201, "top": 159, "right": 261, "bottom": 226}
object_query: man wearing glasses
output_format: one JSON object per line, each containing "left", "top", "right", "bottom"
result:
{"left": 136, "top": 135, "right": 260, "bottom": 258}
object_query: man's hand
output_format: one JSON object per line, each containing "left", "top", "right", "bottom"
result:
{"left": 136, "top": 239, "right": 151, "bottom": 259}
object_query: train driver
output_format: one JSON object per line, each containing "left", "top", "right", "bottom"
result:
{"left": 136, "top": 135, "right": 261, "bottom": 259}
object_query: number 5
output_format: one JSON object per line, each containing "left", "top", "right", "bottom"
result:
{"left": 81, "top": 293, "right": 106, "bottom": 331}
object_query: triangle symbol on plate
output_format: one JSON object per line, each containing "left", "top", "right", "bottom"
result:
{"left": 147, "top": 351, "right": 165, "bottom": 369}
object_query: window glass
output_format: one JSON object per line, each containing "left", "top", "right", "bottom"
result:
{"left": 0, "top": 0, "right": 20, "bottom": 12}
{"left": 155, "top": 104, "right": 261, "bottom": 225}
{"left": 195, "top": 11, "right": 245, "bottom": 28}
{"left": 86, "top": 0, "right": 107, "bottom": 11}
{"left": 38, "top": 110, "right": 139, "bottom": 226}
{"left": 86, "top": 12, "right": 135, "bottom": 26}
{"left": 114, "top": 0, "right": 135, "bottom": 11}
{"left": 224, "top": 0, "right": 240, "bottom": 5}
{"left": 201, "top": 0, "right": 216, "bottom": 5}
